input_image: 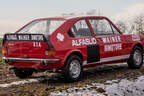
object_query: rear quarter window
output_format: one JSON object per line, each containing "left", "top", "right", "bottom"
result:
{"left": 18, "top": 20, "right": 65, "bottom": 35}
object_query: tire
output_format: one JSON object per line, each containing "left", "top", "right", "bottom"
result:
{"left": 62, "top": 55, "right": 83, "bottom": 82}
{"left": 14, "top": 69, "right": 33, "bottom": 79}
{"left": 127, "top": 46, "right": 143, "bottom": 69}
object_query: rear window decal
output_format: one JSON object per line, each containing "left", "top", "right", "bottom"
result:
{"left": 5, "top": 34, "right": 44, "bottom": 41}
{"left": 6, "top": 34, "right": 17, "bottom": 40}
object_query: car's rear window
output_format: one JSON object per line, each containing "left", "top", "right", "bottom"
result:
{"left": 18, "top": 19, "right": 65, "bottom": 35}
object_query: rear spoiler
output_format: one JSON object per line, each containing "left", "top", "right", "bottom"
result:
{"left": 2, "top": 34, "right": 54, "bottom": 48}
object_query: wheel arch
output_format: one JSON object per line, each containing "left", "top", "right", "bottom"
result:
{"left": 62, "top": 50, "right": 84, "bottom": 68}
{"left": 132, "top": 43, "right": 143, "bottom": 51}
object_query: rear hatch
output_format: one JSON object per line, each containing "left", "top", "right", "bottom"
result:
{"left": 3, "top": 34, "right": 48, "bottom": 59}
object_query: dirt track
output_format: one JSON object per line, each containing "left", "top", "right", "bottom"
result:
{"left": 1, "top": 63, "right": 144, "bottom": 96}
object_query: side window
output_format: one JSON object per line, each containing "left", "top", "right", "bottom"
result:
{"left": 26, "top": 21, "right": 47, "bottom": 34}
{"left": 111, "top": 25, "right": 120, "bottom": 35}
{"left": 71, "top": 20, "right": 92, "bottom": 38}
{"left": 89, "top": 19, "right": 114, "bottom": 36}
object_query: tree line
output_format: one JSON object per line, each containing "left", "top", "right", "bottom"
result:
{"left": 116, "top": 14, "right": 144, "bottom": 34}
{"left": 62, "top": 9, "right": 144, "bottom": 35}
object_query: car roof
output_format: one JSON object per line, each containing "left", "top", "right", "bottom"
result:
{"left": 34, "top": 15, "right": 107, "bottom": 21}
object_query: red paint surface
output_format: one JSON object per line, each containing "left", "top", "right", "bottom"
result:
{"left": 3, "top": 16, "right": 144, "bottom": 70}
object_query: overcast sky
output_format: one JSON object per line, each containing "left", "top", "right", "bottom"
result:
{"left": 0, "top": 0, "right": 144, "bottom": 35}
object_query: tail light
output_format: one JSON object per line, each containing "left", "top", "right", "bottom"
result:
{"left": 45, "top": 48, "right": 56, "bottom": 56}
{"left": 2, "top": 47, "right": 7, "bottom": 55}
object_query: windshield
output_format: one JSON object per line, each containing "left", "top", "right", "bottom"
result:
{"left": 18, "top": 19, "right": 65, "bottom": 35}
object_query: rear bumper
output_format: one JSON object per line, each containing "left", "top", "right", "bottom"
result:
{"left": 2, "top": 57, "right": 60, "bottom": 63}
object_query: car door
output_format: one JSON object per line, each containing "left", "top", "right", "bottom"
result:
{"left": 88, "top": 18, "right": 126, "bottom": 63}
{"left": 109, "top": 23, "right": 130, "bottom": 57}
{"left": 70, "top": 19, "right": 100, "bottom": 64}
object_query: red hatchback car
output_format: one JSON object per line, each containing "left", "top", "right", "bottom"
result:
{"left": 2, "top": 16, "right": 144, "bottom": 82}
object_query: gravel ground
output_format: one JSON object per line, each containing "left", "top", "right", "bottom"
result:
{"left": 1, "top": 63, "right": 144, "bottom": 96}
{"left": 50, "top": 75, "right": 144, "bottom": 96}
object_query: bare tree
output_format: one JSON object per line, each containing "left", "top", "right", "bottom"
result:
{"left": 86, "top": 9, "right": 96, "bottom": 15}
{"left": 133, "top": 14, "right": 144, "bottom": 34}
{"left": 115, "top": 14, "right": 144, "bottom": 34}
{"left": 115, "top": 21, "right": 128, "bottom": 33}
{"left": 61, "top": 9, "right": 102, "bottom": 17}
{"left": 86, "top": 9, "right": 102, "bottom": 16}
{"left": 62, "top": 13, "right": 76, "bottom": 16}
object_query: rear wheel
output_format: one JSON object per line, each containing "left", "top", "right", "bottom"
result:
{"left": 62, "top": 55, "right": 83, "bottom": 82}
{"left": 127, "top": 46, "right": 143, "bottom": 69}
{"left": 14, "top": 69, "right": 33, "bottom": 79}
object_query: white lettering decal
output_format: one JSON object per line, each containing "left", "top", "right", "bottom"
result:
{"left": 6, "top": 35, "right": 17, "bottom": 40}
{"left": 118, "top": 36, "right": 121, "bottom": 42}
{"left": 104, "top": 43, "right": 122, "bottom": 51}
{"left": 72, "top": 38, "right": 97, "bottom": 47}
{"left": 102, "top": 38, "right": 107, "bottom": 43}
{"left": 72, "top": 40, "right": 76, "bottom": 46}
{"left": 33, "top": 42, "right": 41, "bottom": 47}
{"left": 82, "top": 39, "right": 86, "bottom": 45}
{"left": 18, "top": 35, "right": 30, "bottom": 40}
{"left": 102, "top": 36, "right": 121, "bottom": 43}
{"left": 31, "top": 35, "right": 43, "bottom": 41}
{"left": 111, "top": 37, "right": 115, "bottom": 42}
{"left": 6, "top": 34, "right": 44, "bottom": 41}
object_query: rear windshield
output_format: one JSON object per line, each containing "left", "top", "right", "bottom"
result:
{"left": 18, "top": 19, "right": 65, "bottom": 35}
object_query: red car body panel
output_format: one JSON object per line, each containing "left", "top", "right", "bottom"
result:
{"left": 2, "top": 16, "right": 144, "bottom": 70}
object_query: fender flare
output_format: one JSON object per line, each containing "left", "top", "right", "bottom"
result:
{"left": 61, "top": 49, "right": 84, "bottom": 67}
{"left": 130, "top": 41, "right": 143, "bottom": 53}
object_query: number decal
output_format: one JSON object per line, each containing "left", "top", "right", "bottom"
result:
{"left": 33, "top": 42, "right": 41, "bottom": 47}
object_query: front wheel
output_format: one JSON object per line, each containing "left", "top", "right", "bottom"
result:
{"left": 127, "top": 46, "right": 143, "bottom": 69}
{"left": 62, "top": 55, "right": 83, "bottom": 82}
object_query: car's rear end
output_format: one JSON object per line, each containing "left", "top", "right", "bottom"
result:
{"left": 3, "top": 34, "right": 59, "bottom": 68}
{"left": 2, "top": 18, "right": 66, "bottom": 71}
